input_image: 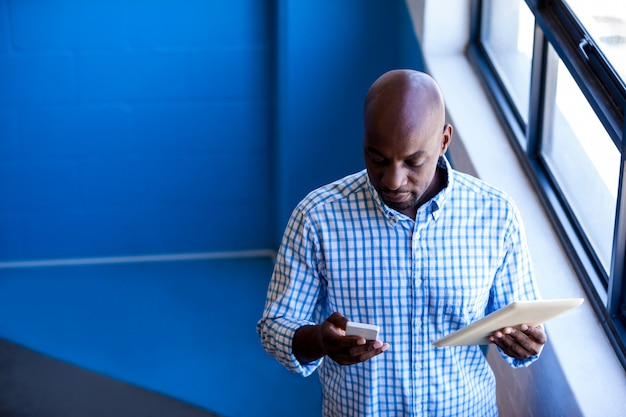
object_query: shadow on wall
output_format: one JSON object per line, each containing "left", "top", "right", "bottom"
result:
{"left": 487, "top": 322, "right": 583, "bottom": 416}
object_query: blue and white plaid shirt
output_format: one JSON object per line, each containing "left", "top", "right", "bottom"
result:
{"left": 258, "top": 158, "right": 541, "bottom": 416}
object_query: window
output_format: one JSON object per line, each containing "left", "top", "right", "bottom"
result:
{"left": 468, "top": 0, "right": 626, "bottom": 367}
{"left": 479, "top": 0, "right": 534, "bottom": 127}
{"left": 541, "top": 55, "right": 620, "bottom": 274}
{"left": 565, "top": 0, "right": 626, "bottom": 81}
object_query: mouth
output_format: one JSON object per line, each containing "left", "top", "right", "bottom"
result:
{"left": 381, "top": 191, "right": 411, "bottom": 204}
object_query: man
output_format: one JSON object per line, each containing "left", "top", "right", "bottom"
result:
{"left": 257, "top": 69, "right": 546, "bottom": 416}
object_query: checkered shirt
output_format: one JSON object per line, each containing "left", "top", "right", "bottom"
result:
{"left": 257, "top": 158, "right": 541, "bottom": 416}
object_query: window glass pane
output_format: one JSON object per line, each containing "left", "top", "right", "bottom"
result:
{"left": 542, "top": 56, "right": 620, "bottom": 273}
{"left": 481, "top": 0, "right": 534, "bottom": 123}
{"left": 565, "top": 0, "right": 626, "bottom": 85}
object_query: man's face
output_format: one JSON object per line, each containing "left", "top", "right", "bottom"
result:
{"left": 364, "top": 120, "right": 449, "bottom": 218}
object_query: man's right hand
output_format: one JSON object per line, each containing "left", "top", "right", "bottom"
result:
{"left": 293, "top": 312, "right": 390, "bottom": 365}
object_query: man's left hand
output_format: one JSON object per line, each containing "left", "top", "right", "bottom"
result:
{"left": 489, "top": 324, "right": 546, "bottom": 359}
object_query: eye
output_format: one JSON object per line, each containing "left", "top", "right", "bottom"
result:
{"left": 366, "top": 150, "right": 387, "bottom": 165}
{"left": 406, "top": 158, "right": 424, "bottom": 168}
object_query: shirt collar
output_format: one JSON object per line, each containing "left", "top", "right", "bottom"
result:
{"left": 430, "top": 156, "right": 452, "bottom": 220}
{"left": 366, "top": 155, "right": 453, "bottom": 224}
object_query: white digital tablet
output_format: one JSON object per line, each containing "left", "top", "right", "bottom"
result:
{"left": 432, "top": 298, "right": 584, "bottom": 347}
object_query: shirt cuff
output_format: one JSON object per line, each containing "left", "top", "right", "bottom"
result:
{"left": 498, "top": 345, "right": 542, "bottom": 368}
{"left": 258, "top": 317, "right": 324, "bottom": 377}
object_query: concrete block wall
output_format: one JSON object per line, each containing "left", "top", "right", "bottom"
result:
{"left": 0, "top": 0, "right": 275, "bottom": 261}
{"left": 0, "top": 0, "right": 423, "bottom": 262}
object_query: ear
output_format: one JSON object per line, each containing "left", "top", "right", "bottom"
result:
{"left": 440, "top": 124, "right": 453, "bottom": 155}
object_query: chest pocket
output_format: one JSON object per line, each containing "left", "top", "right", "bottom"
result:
{"left": 429, "top": 286, "right": 491, "bottom": 338}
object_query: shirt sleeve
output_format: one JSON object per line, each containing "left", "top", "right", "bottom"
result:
{"left": 488, "top": 200, "right": 543, "bottom": 368}
{"left": 256, "top": 204, "right": 326, "bottom": 377}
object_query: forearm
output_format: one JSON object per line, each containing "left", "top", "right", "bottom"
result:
{"left": 293, "top": 324, "right": 325, "bottom": 364}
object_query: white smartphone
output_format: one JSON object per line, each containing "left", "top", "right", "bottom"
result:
{"left": 345, "top": 321, "right": 380, "bottom": 340}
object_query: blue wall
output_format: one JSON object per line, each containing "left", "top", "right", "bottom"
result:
{"left": 0, "top": 0, "right": 423, "bottom": 262}
{"left": 276, "top": 0, "right": 424, "bottom": 232}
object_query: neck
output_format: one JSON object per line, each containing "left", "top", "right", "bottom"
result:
{"left": 416, "top": 165, "right": 447, "bottom": 210}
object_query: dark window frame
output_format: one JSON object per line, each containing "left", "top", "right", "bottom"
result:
{"left": 467, "top": 0, "right": 626, "bottom": 368}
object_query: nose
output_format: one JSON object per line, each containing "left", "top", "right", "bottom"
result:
{"left": 381, "top": 163, "right": 407, "bottom": 191}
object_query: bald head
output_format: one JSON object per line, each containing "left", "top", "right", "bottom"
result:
{"left": 364, "top": 69, "right": 446, "bottom": 139}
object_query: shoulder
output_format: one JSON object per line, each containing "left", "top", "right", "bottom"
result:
{"left": 452, "top": 170, "right": 515, "bottom": 204}
{"left": 296, "top": 170, "right": 369, "bottom": 214}
{"left": 450, "top": 169, "right": 521, "bottom": 220}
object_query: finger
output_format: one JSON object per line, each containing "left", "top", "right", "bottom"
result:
{"left": 519, "top": 324, "right": 547, "bottom": 344}
{"left": 346, "top": 339, "right": 383, "bottom": 355}
{"left": 511, "top": 328, "right": 544, "bottom": 356}
{"left": 492, "top": 337, "right": 522, "bottom": 358}
{"left": 504, "top": 326, "right": 544, "bottom": 352}
{"left": 331, "top": 341, "right": 389, "bottom": 365}
{"left": 490, "top": 327, "right": 515, "bottom": 351}
{"left": 319, "top": 314, "right": 353, "bottom": 355}
{"left": 326, "top": 312, "right": 349, "bottom": 331}
{"left": 330, "top": 341, "right": 388, "bottom": 364}
{"left": 336, "top": 332, "right": 378, "bottom": 353}
{"left": 490, "top": 328, "right": 520, "bottom": 354}
{"left": 340, "top": 335, "right": 367, "bottom": 348}
{"left": 492, "top": 328, "right": 538, "bottom": 358}
{"left": 352, "top": 341, "right": 390, "bottom": 362}
{"left": 320, "top": 313, "right": 349, "bottom": 343}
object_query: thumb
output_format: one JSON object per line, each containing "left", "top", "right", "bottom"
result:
{"left": 326, "top": 312, "right": 349, "bottom": 331}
